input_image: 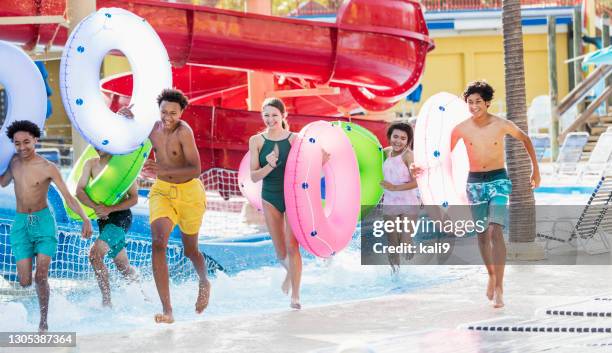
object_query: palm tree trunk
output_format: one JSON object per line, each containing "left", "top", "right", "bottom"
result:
{"left": 502, "top": 0, "right": 536, "bottom": 243}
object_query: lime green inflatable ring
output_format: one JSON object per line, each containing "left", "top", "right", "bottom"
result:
{"left": 332, "top": 121, "right": 384, "bottom": 217}
{"left": 65, "top": 140, "right": 153, "bottom": 220}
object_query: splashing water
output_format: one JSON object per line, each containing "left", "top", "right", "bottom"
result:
{"left": 0, "top": 245, "right": 471, "bottom": 334}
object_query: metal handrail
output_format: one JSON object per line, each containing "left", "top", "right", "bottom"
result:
{"left": 421, "top": 0, "right": 579, "bottom": 11}
{"left": 288, "top": 0, "right": 580, "bottom": 16}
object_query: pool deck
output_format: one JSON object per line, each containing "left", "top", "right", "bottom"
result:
{"left": 29, "top": 263, "right": 612, "bottom": 353}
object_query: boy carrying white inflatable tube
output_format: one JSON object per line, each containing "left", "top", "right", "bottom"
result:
{"left": 75, "top": 149, "right": 139, "bottom": 307}
{"left": 413, "top": 81, "right": 540, "bottom": 309}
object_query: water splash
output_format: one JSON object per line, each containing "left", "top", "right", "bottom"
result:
{"left": 0, "top": 247, "right": 470, "bottom": 334}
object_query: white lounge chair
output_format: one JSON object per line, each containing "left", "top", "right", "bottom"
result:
{"left": 579, "top": 132, "right": 612, "bottom": 181}
{"left": 530, "top": 134, "right": 551, "bottom": 162}
{"left": 555, "top": 132, "right": 589, "bottom": 175}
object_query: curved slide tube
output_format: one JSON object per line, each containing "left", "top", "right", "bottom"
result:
{"left": 1, "top": 0, "right": 432, "bottom": 112}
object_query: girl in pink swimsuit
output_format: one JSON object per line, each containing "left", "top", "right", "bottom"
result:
{"left": 381, "top": 121, "right": 419, "bottom": 273}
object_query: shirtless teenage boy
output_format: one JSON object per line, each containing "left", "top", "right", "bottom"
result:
{"left": 119, "top": 89, "right": 210, "bottom": 324}
{"left": 0, "top": 120, "right": 93, "bottom": 331}
{"left": 414, "top": 81, "right": 540, "bottom": 308}
{"left": 453, "top": 81, "right": 539, "bottom": 308}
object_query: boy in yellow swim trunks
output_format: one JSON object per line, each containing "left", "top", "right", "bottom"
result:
{"left": 119, "top": 89, "right": 209, "bottom": 324}
{"left": 0, "top": 120, "right": 93, "bottom": 332}
{"left": 76, "top": 148, "right": 139, "bottom": 307}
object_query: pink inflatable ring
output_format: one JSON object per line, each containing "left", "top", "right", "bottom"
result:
{"left": 284, "top": 121, "right": 360, "bottom": 258}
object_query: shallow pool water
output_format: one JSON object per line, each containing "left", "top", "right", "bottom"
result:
{"left": 0, "top": 242, "right": 474, "bottom": 334}
{"left": 534, "top": 191, "right": 590, "bottom": 205}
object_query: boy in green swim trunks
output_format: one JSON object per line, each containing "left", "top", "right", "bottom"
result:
{"left": 76, "top": 148, "right": 139, "bottom": 307}
{"left": 0, "top": 120, "right": 93, "bottom": 332}
{"left": 414, "top": 81, "right": 540, "bottom": 309}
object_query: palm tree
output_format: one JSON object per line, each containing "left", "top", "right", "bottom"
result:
{"left": 502, "top": 0, "right": 537, "bottom": 244}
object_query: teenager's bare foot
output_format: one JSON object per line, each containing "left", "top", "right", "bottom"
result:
{"left": 486, "top": 275, "right": 496, "bottom": 301}
{"left": 38, "top": 322, "right": 48, "bottom": 333}
{"left": 195, "top": 280, "right": 211, "bottom": 314}
{"left": 281, "top": 273, "right": 291, "bottom": 295}
{"left": 102, "top": 298, "right": 112, "bottom": 308}
{"left": 126, "top": 268, "right": 139, "bottom": 284}
{"left": 493, "top": 288, "right": 504, "bottom": 308}
{"left": 290, "top": 297, "right": 301, "bottom": 310}
{"left": 154, "top": 313, "right": 175, "bottom": 324}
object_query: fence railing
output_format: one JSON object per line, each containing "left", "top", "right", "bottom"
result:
{"left": 288, "top": 1, "right": 580, "bottom": 16}
{"left": 421, "top": 0, "right": 579, "bottom": 12}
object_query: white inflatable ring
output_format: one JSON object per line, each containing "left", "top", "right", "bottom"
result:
{"left": 413, "top": 92, "right": 470, "bottom": 206}
{"left": 0, "top": 40, "right": 47, "bottom": 174}
{"left": 60, "top": 8, "right": 172, "bottom": 154}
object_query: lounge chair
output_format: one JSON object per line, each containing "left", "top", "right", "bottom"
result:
{"left": 578, "top": 132, "right": 612, "bottom": 181}
{"left": 555, "top": 132, "right": 589, "bottom": 175}
{"left": 530, "top": 134, "right": 551, "bottom": 162}
{"left": 36, "top": 148, "right": 61, "bottom": 165}
{"left": 537, "top": 175, "right": 612, "bottom": 254}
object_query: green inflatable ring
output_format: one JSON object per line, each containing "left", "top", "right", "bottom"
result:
{"left": 332, "top": 121, "right": 384, "bottom": 217}
{"left": 65, "top": 140, "right": 152, "bottom": 220}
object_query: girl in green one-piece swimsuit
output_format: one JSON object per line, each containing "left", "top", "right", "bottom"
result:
{"left": 248, "top": 97, "right": 303, "bottom": 309}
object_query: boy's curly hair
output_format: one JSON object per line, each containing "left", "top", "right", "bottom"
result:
{"left": 462, "top": 80, "right": 495, "bottom": 102}
{"left": 156, "top": 88, "right": 189, "bottom": 110}
{"left": 6, "top": 120, "right": 41, "bottom": 140}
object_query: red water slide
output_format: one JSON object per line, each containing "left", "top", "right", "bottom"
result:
{"left": 100, "top": 65, "right": 391, "bottom": 173}
{"left": 1, "top": 0, "right": 432, "bottom": 109}
{"left": 0, "top": 0, "right": 433, "bottom": 173}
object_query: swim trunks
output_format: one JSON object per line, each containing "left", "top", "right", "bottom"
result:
{"left": 97, "top": 209, "right": 132, "bottom": 259}
{"left": 466, "top": 168, "right": 512, "bottom": 229}
{"left": 9, "top": 208, "right": 57, "bottom": 262}
{"left": 149, "top": 178, "right": 206, "bottom": 234}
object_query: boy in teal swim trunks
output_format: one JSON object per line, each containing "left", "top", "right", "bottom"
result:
{"left": 452, "top": 81, "right": 540, "bottom": 308}
{"left": 414, "top": 81, "right": 540, "bottom": 308}
{"left": 0, "top": 120, "right": 93, "bottom": 332}
{"left": 76, "top": 148, "right": 139, "bottom": 307}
